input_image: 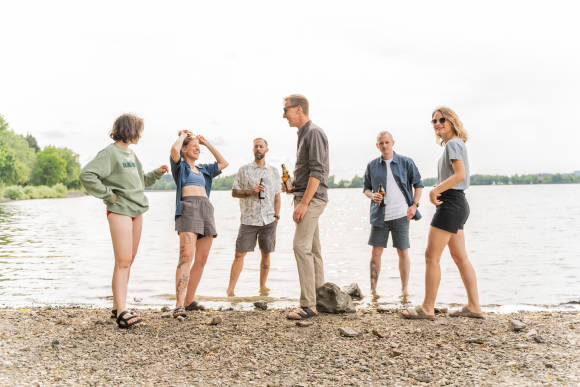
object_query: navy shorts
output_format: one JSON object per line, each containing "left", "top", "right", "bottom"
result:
{"left": 368, "top": 216, "right": 410, "bottom": 249}
{"left": 430, "top": 189, "right": 469, "bottom": 234}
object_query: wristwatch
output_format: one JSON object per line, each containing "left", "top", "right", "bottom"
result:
{"left": 413, "top": 202, "right": 420, "bottom": 207}
{"left": 274, "top": 215, "right": 280, "bottom": 220}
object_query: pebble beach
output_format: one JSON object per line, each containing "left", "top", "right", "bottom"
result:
{"left": 1, "top": 307, "right": 578, "bottom": 386}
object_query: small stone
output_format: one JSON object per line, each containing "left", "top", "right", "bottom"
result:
{"left": 372, "top": 329, "right": 387, "bottom": 338}
{"left": 532, "top": 335, "right": 546, "bottom": 344}
{"left": 296, "top": 321, "right": 313, "bottom": 327}
{"left": 161, "top": 306, "right": 171, "bottom": 312}
{"left": 466, "top": 337, "right": 484, "bottom": 344}
{"left": 514, "top": 344, "right": 529, "bottom": 350}
{"left": 253, "top": 301, "right": 268, "bottom": 311}
{"left": 569, "top": 324, "right": 575, "bottom": 329}
{"left": 510, "top": 319, "right": 526, "bottom": 332}
{"left": 51, "top": 340, "right": 60, "bottom": 349}
{"left": 525, "top": 329, "right": 538, "bottom": 338}
{"left": 339, "top": 327, "right": 360, "bottom": 337}
{"left": 390, "top": 350, "right": 402, "bottom": 357}
{"left": 161, "top": 312, "right": 171, "bottom": 319}
{"left": 2, "top": 361, "right": 13, "bottom": 367}
{"left": 133, "top": 297, "right": 143, "bottom": 303}
{"left": 376, "top": 306, "right": 390, "bottom": 314}
{"left": 544, "top": 363, "right": 554, "bottom": 368}
{"left": 209, "top": 316, "right": 222, "bottom": 325}
{"left": 414, "top": 374, "right": 432, "bottom": 383}
{"left": 176, "top": 316, "right": 186, "bottom": 322}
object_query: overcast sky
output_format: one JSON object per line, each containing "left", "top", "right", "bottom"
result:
{"left": 1, "top": 0, "right": 579, "bottom": 179}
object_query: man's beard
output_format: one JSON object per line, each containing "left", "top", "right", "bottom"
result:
{"left": 254, "top": 154, "right": 264, "bottom": 160}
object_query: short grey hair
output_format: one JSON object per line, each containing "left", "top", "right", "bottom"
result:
{"left": 376, "top": 130, "right": 393, "bottom": 142}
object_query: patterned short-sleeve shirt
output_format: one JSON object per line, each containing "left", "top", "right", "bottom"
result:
{"left": 232, "top": 162, "right": 281, "bottom": 226}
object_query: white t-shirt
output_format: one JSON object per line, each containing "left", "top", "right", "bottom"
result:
{"left": 384, "top": 158, "right": 408, "bottom": 221}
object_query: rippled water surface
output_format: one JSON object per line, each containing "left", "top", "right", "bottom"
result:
{"left": 1, "top": 185, "right": 579, "bottom": 310}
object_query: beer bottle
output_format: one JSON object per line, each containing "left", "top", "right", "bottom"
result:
{"left": 378, "top": 184, "right": 385, "bottom": 207}
{"left": 281, "top": 164, "right": 293, "bottom": 193}
{"left": 259, "top": 178, "right": 266, "bottom": 199}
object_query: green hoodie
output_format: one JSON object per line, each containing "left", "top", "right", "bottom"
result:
{"left": 80, "top": 143, "right": 163, "bottom": 217}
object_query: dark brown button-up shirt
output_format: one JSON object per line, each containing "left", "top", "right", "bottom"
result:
{"left": 293, "top": 121, "right": 329, "bottom": 202}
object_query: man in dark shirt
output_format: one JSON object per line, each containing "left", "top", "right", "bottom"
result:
{"left": 282, "top": 94, "right": 329, "bottom": 320}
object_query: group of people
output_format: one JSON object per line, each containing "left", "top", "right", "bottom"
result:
{"left": 80, "top": 94, "right": 482, "bottom": 329}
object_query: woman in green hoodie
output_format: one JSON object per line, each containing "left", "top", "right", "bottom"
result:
{"left": 80, "top": 114, "right": 168, "bottom": 328}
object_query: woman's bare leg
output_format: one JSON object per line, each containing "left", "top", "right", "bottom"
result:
{"left": 176, "top": 232, "right": 196, "bottom": 307}
{"left": 421, "top": 226, "right": 452, "bottom": 315}
{"left": 108, "top": 213, "right": 140, "bottom": 323}
{"left": 184, "top": 236, "right": 213, "bottom": 305}
{"left": 448, "top": 230, "right": 482, "bottom": 313}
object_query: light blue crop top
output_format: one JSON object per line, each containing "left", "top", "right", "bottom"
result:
{"left": 182, "top": 168, "right": 205, "bottom": 187}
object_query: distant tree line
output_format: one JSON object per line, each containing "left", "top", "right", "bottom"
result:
{"left": 422, "top": 173, "right": 580, "bottom": 186}
{"left": 0, "top": 114, "right": 81, "bottom": 189}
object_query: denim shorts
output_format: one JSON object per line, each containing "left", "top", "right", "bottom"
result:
{"left": 430, "top": 189, "right": 469, "bottom": 234}
{"left": 368, "top": 216, "right": 410, "bottom": 249}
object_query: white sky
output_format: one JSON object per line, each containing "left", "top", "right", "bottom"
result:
{"left": 1, "top": 0, "right": 579, "bottom": 179}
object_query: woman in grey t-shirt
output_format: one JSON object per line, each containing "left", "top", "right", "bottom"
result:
{"left": 402, "top": 106, "right": 483, "bottom": 320}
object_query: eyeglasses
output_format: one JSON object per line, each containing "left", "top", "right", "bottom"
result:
{"left": 431, "top": 117, "right": 446, "bottom": 125}
{"left": 283, "top": 104, "right": 299, "bottom": 114}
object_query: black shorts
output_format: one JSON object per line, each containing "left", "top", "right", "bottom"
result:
{"left": 430, "top": 189, "right": 469, "bottom": 234}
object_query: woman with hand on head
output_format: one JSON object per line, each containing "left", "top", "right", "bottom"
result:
{"left": 80, "top": 113, "right": 168, "bottom": 328}
{"left": 401, "top": 107, "right": 483, "bottom": 320}
{"left": 170, "top": 130, "right": 229, "bottom": 318}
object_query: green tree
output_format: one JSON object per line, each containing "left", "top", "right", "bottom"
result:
{"left": 30, "top": 147, "right": 67, "bottom": 186}
{"left": 348, "top": 175, "right": 364, "bottom": 188}
{"left": 25, "top": 134, "right": 40, "bottom": 153}
{"left": 0, "top": 117, "right": 36, "bottom": 184}
{"left": 0, "top": 138, "right": 18, "bottom": 185}
{"left": 54, "top": 147, "right": 81, "bottom": 188}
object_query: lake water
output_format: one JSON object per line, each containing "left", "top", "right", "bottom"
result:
{"left": 1, "top": 185, "right": 579, "bottom": 312}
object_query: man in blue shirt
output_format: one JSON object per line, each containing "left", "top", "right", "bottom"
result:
{"left": 363, "top": 131, "right": 423, "bottom": 297}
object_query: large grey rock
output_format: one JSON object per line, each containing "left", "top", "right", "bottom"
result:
{"left": 342, "top": 283, "right": 363, "bottom": 301}
{"left": 339, "top": 327, "right": 360, "bottom": 337}
{"left": 316, "top": 282, "right": 355, "bottom": 314}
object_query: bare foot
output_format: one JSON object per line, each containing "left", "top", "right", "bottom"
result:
{"left": 259, "top": 287, "right": 270, "bottom": 297}
{"left": 226, "top": 289, "right": 235, "bottom": 297}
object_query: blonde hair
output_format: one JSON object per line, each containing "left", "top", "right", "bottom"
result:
{"left": 376, "top": 130, "right": 393, "bottom": 142}
{"left": 432, "top": 106, "right": 468, "bottom": 145}
{"left": 253, "top": 137, "right": 268, "bottom": 146}
{"left": 284, "top": 94, "right": 309, "bottom": 116}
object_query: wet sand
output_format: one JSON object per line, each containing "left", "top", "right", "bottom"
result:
{"left": 0, "top": 307, "right": 578, "bottom": 386}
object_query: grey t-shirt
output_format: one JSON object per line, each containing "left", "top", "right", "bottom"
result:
{"left": 437, "top": 137, "right": 470, "bottom": 190}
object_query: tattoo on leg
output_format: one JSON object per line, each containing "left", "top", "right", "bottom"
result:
{"left": 262, "top": 264, "right": 270, "bottom": 270}
{"left": 176, "top": 274, "right": 189, "bottom": 297}
{"left": 370, "top": 261, "right": 378, "bottom": 291}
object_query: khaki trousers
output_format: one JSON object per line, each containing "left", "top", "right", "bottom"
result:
{"left": 293, "top": 196, "right": 327, "bottom": 306}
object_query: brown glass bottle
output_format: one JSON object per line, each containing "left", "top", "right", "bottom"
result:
{"left": 281, "top": 164, "right": 293, "bottom": 193}
{"left": 378, "top": 184, "right": 385, "bottom": 207}
{"left": 259, "top": 178, "right": 266, "bottom": 199}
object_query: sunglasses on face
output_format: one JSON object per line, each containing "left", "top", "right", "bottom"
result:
{"left": 283, "top": 104, "right": 299, "bottom": 114}
{"left": 431, "top": 117, "right": 446, "bottom": 125}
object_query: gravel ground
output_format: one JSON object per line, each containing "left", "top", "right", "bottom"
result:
{"left": 0, "top": 307, "right": 578, "bottom": 386}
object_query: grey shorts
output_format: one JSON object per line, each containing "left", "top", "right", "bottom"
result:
{"left": 368, "top": 216, "right": 410, "bottom": 249}
{"left": 175, "top": 196, "right": 217, "bottom": 239}
{"left": 235, "top": 221, "right": 277, "bottom": 253}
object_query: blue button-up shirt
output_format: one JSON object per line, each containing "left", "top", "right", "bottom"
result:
{"left": 363, "top": 152, "right": 424, "bottom": 226}
{"left": 170, "top": 158, "right": 221, "bottom": 218}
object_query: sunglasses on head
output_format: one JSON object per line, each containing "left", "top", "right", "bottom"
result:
{"left": 283, "top": 104, "right": 299, "bottom": 114}
{"left": 431, "top": 117, "right": 446, "bottom": 125}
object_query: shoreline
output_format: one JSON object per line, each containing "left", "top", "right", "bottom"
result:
{"left": 1, "top": 307, "right": 578, "bottom": 385}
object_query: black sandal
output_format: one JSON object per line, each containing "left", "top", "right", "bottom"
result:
{"left": 185, "top": 301, "right": 206, "bottom": 311}
{"left": 111, "top": 309, "right": 117, "bottom": 319}
{"left": 116, "top": 310, "right": 142, "bottom": 328}
{"left": 173, "top": 306, "right": 187, "bottom": 318}
{"left": 287, "top": 306, "right": 319, "bottom": 320}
